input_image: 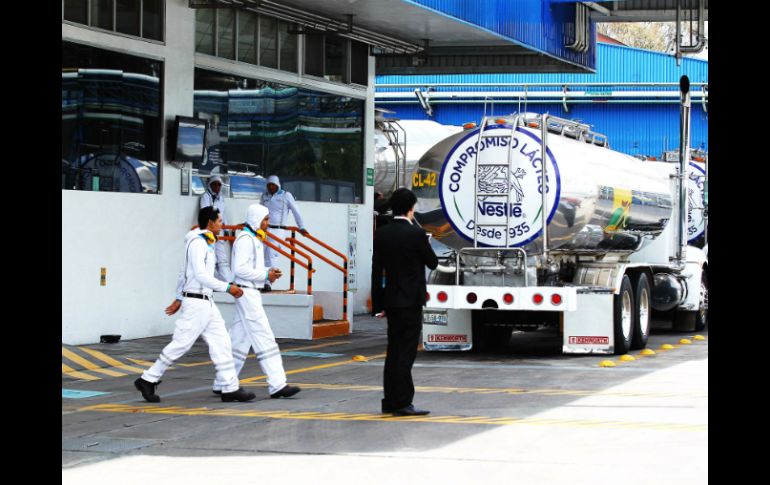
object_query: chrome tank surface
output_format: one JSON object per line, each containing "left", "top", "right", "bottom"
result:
{"left": 413, "top": 124, "right": 673, "bottom": 254}
{"left": 374, "top": 120, "right": 463, "bottom": 196}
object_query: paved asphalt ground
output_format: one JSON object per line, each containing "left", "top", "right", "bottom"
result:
{"left": 62, "top": 315, "right": 707, "bottom": 484}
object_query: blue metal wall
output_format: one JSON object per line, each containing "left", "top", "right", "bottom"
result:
{"left": 403, "top": 0, "right": 596, "bottom": 71}
{"left": 376, "top": 43, "right": 709, "bottom": 157}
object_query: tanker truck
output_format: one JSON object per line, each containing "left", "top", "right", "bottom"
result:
{"left": 410, "top": 77, "right": 707, "bottom": 355}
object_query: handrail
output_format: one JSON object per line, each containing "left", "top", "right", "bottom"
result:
{"left": 193, "top": 224, "right": 316, "bottom": 294}
{"left": 271, "top": 224, "right": 350, "bottom": 323}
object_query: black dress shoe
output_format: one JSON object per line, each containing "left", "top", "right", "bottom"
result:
{"left": 270, "top": 385, "right": 301, "bottom": 398}
{"left": 221, "top": 388, "right": 256, "bottom": 402}
{"left": 393, "top": 405, "right": 430, "bottom": 416}
{"left": 212, "top": 390, "right": 222, "bottom": 396}
{"left": 134, "top": 377, "right": 160, "bottom": 403}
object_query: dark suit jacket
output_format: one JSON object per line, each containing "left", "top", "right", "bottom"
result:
{"left": 371, "top": 218, "right": 439, "bottom": 313}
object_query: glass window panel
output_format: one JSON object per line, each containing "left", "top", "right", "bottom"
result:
{"left": 142, "top": 0, "right": 163, "bottom": 41}
{"left": 218, "top": 9, "right": 235, "bottom": 60}
{"left": 304, "top": 33, "right": 324, "bottom": 77}
{"left": 350, "top": 40, "right": 369, "bottom": 86}
{"left": 195, "top": 9, "right": 215, "bottom": 55}
{"left": 62, "top": 42, "right": 162, "bottom": 194}
{"left": 259, "top": 16, "right": 277, "bottom": 69}
{"left": 238, "top": 11, "right": 257, "bottom": 64}
{"left": 193, "top": 68, "right": 364, "bottom": 204}
{"left": 91, "top": 0, "right": 114, "bottom": 31}
{"left": 324, "top": 35, "right": 346, "bottom": 83}
{"left": 279, "top": 21, "right": 298, "bottom": 73}
{"left": 116, "top": 0, "right": 140, "bottom": 37}
{"left": 63, "top": 0, "right": 88, "bottom": 24}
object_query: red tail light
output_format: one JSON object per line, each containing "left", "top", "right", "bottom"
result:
{"left": 437, "top": 291, "right": 448, "bottom": 303}
{"left": 533, "top": 294, "right": 544, "bottom": 305}
{"left": 466, "top": 292, "right": 477, "bottom": 304}
{"left": 503, "top": 293, "right": 514, "bottom": 304}
{"left": 551, "top": 294, "right": 563, "bottom": 305}
{"left": 426, "top": 292, "right": 430, "bottom": 302}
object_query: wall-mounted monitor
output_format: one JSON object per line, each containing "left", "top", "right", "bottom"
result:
{"left": 172, "top": 116, "right": 208, "bottom": 164}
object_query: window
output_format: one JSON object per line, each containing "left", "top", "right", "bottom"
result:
{"left": 91, "top": 0, "right": 114, "bottom": 31}
{"left": 62, "top": 0, "right": 164, "bottom": 41}
{"left": 195, "top": 8, "right": 215, "bottom": 55}
{"left": 218, "top": 8, "right": 235, "bottom": 60}
{"left": 279, "top": 22, "right": 298, "bottom": 73}
{"left": 116, "top": 0, "right": 140, "bottom": 37}
{"left": 142, "top": 0, "right": 163, "bottom": 40}
{"left": 193, "top": 69, "right": 365, "bottom": 204}
{"left": 303, "top": 35, "right": 369, "bottom": 86}
{"left": 194, "top": 10, "right": 302, "bottom": 75}
{"left": 238, "top": 11, "right": 257, "bottom": 64}
{"left": 62, "top": 42, "right": 162, "bottom": 194}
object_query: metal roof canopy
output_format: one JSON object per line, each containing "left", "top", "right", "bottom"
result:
{"left": 189, "top": 0, "right": 598, "bottom": 74}
{"left": 584, "top": 0, "right": 709, "bottom": 22}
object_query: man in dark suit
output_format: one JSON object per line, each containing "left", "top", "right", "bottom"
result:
{"left": 372, "top": 188, "right": 438, "bottom": 416}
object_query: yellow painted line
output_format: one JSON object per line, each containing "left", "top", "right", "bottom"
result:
{"left": 62, "top": 363, "right": 100, "bottom": 381}
{"left": 240, "top": 352, "right": 387, "bottom": 384}
{"left": 241, "top": 381, "right": 707, "bottom": 399}
{"left": 127, "top": 358, "right": 155, "bottom": 367}
{"left": 78, "top": 404, "right": 707, "bottom": 433}
{"left": 62, "top": 348, "right": 128, "bottom": 377}
{"left": 178, "top": 340, "right": 354, "bottom": 368}
{"left": 77, "top": 347, "right": 146, "bottom": 373}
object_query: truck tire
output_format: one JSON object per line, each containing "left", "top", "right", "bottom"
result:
{"left": 631, "top": 273, "right": 651, "bottom": 350}
{"left": 614, "top": 275, "right": 635, "bottom": 355}
{"left": 694, "top": 271, "right": 708, "bottom": 331}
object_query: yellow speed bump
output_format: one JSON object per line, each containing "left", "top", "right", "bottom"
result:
{"left": 619, "top": 355, "right": 636, "bottom": 362}
{"left": 639, "top": 349, "right": 656, "bottom": 356}
{"left": 599, "top": 360, "right": 616, "bottom": 368}
{"left": 660, "top": 344, "right": 675, "bottom": 351}
{"left": 352, "top": 355, "right": 368, "bottom": 362}
{"left": 679, "top": 339, "right": 692, "bottom": 345}
{"left": 693, "top": 335, "right": 706, "bottom": 341}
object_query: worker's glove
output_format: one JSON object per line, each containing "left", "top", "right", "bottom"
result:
{"left": 299, "top": 228, "right": 309, "bottom": 236}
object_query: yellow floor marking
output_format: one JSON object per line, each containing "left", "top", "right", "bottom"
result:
{"left": 127, "top": 358, "right": 155, "bottom": 367}
{"left": 177, "top": 340, "right": 353, "bottom": 368}
{"left": 241, "top": 381, "right": 707, "bottom": 399}
{"left": 62, "top": 363, "right": 100, "bottom": 381}
{"left": 240, "top": 352, "right": 387, "bottom": 384}
{"left": 78, "top": 347, "right": 146, "bottom": 373}
{"left": 62, "top": 348, "right": 127, "bottom": 377}
{"left": 78, "top": 403, "right": 707, "bottom": 433}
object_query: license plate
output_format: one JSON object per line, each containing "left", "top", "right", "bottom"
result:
{"left": 423, "top": 311, "right": 448, "bottom": 325}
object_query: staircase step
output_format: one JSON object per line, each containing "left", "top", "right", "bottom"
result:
{"left": 312, "top": 305, "right": 324, "bottom": 322}
{"left": 312, "top": 320, "right": 350, "bottom": 339}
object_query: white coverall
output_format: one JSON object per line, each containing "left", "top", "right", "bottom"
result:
{"left": 142, "top": 229, "right": 240, "bottom": 393}
{"left": 213, "top": 204, "right": 289, "bottom": 395}
{"left": 201, "top": 177, "right": 232, "bottom": 282}
{"left": 260, "top": 175, "right": 306, "bottom": 268}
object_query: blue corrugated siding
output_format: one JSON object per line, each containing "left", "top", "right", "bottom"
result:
{"left": 380, "top": 102, "right": 708, "bottom": 157}
{"left": 378, "top": 44, "right": 707, "bottom": 91}
{"left": 376, "top": 43, "right": 708, "bottom": 157}
{"left": 402, "top": 0, "right": 595, "bottom": 71}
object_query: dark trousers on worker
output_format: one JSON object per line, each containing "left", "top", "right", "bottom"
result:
{"left": 382, "top": 306, "right": 423, "bottom": 411}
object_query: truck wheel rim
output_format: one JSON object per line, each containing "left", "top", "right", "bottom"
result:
{"left": 699, "top": 280, "right": 708, "bottom": 320}
{"left": 622, "top": 292, "right": 632, "bottom": 339}
{"left": 639, "top": 288, "right": 650, "bottom": 337}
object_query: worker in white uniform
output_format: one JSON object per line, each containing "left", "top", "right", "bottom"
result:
{"left": 200, "top": 175, "right": 232, "bottom": 282}
{"left": 260, "top": 175, "right": 308, "bottom": 290}
{"left": 134, "top": 206, "right": 256, "bottom": 403}
{"left": 212, "top": 203, "right": 301, "bottom": 399}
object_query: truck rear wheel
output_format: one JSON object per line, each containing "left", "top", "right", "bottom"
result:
{"left": 614, "top": 275, "right": 635, "bottom": 355}
{"left": 694, "top": 271, "right": 708, "bottom": 331}
{"left": 631, "top": 273, "right": 651, "bottom": 350}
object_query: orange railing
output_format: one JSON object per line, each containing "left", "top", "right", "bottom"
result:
{"left": 274, "top": 225, "right": 349, "bottom": 323}
{"left": 191, "top": 224, "right": 316, "bottom": 294}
